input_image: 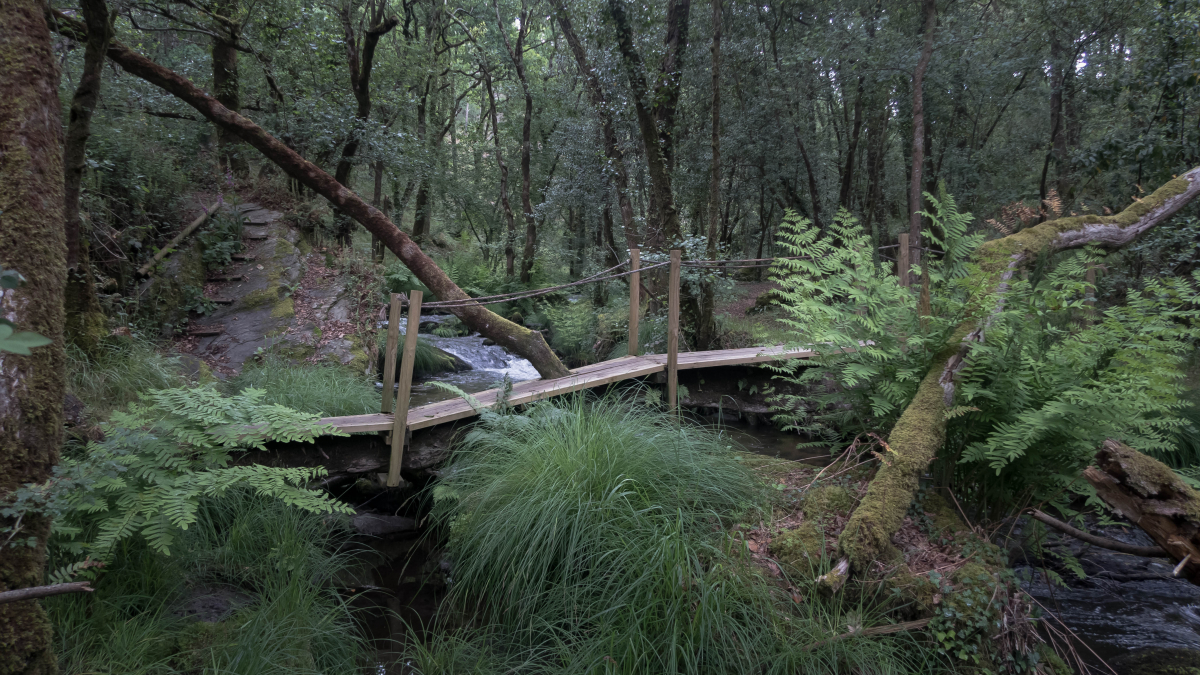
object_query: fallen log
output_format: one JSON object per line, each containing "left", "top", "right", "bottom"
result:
{"left": 135, "top": 201, "right": 220, "bottom": 277}
{"left": 1084, "top": 438, "right": 1200, "bottom": 584}
{"left": 836, "top": 167, "right": 1200, "bottom": 577}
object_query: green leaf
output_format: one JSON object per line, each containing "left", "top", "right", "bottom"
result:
{"left": 0, "top": 324, "right": 53, "bottom": 355}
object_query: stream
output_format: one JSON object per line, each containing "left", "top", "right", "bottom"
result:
{"left": 367, "top": 319, "right": 1200, "bottom": 671}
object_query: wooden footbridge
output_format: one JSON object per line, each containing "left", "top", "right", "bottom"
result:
{"left": 319, "top": 250, "right": 817, "bottom": 486}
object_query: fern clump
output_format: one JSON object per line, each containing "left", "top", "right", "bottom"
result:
{"left": 766, "top": 196, "right": 981, "bottom": 441}
{"left": 949, "top": 259, "right": 1200, "bottom": 511}
{"left": 15, "top": 386, "right": 354, "bottom": 559}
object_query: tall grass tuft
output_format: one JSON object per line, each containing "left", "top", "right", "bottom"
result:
{"left": 66, "top": 335, "right": 187, "bottom": 418}
{"left": 228, "top": 355, "right": 379, "bottom": 417}
{"left": 47, "top": 490, "right": 372, "bottom": 675}
{"left": 422, "top": 394, "right": 923, "bottom": 674}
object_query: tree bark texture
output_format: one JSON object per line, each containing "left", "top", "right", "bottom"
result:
{"left": 0, "top": 3, "right": 67, "bottom": 671}
{"left": 50, "top": 12, "right": 569, "bottom": 379}
{"left": 907, "top": 0, "right": 937, "bottom": 283}
{"left": 551, "top": 0, "right": 638, "bottom": 251}
{"left": 1085, "top": 439, "right": 1200, "bottom": 583}
{"left": 62, "top": 0, "right": 111, "bottom": 354}
{"left": 837, "top": 166, "right": 1200, "bottom": 575}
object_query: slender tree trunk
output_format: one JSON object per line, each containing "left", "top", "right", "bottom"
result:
{"left": 493, "top": 1, "right": 537, "bottom": 283}
{"left": 907, "top": 0, "right": 936, "bottom": 284}
{"left": 63, "top": 0, "right": 111, "bottom": 354}
{"left": 332, "top": 4, "right": 398, "bottom": 246}
{"left": 0, "top": 3, "right": 67, "bottom": 671}
{"left": 482, "top": 70, "right": 517, "bottom": 277}
{"left": 695, "top": 0, "right": 722, "bottom": 350}
{"left": 839, "top": 77, "right": 865, "bottom": 210}
{"left": 212, "top": 0, "right": 247, "bottom": 178}
{"left": 550, "top": 0, "right": 638, "bottom": 250}
{"left": 53, "top": 13, "right": 568, "bottom": 378}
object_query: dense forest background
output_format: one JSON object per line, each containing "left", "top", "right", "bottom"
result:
{"left": 3, "top": 0, "right": 1200, "bottom": 672}
{"left": 62, "top": 0, "right": 1200, "bottom": 297}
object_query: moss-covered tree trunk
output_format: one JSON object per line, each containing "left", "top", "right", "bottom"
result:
{"left": 0, "top": 2, "right": 67, "bottom": 671}
{"left": 62, "top": 0, "right": 111, "bottom": 355}
{"left": 838, "top": 166, "right": 1200, "bottom": 576}
{"left": 51, "top": 13, "right": 570, "bottom": 380}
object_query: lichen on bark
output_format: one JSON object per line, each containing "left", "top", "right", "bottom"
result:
{"left": 0, "top": 2, "right": 68, "bottom": 671}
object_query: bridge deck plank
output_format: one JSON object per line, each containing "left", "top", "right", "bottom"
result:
{"left": 319, "top": 347, "right": 812, "bottom": 435}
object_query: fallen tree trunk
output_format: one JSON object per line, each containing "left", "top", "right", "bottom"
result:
{"left": 49, "top": 10, "right": 569, "bottom": 380}
{"left": 838, "top": 166, "right": 1200, "bottom": 575}
{"left": 1084, "top": 439, "right": 1200, "bottom": 584}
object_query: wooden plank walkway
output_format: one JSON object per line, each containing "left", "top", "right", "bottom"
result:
{"left": 320, "top": 345, "right": 816, "bottom": 434}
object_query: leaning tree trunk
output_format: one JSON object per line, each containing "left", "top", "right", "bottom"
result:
{"left": 49, "top": 12, "right": 569, "bottom": 380}
{"left": 0, "top": 2, "right": 68, "bottom": 672}
{"left": 62, "top": 0, "right": 111, "bottom": 355}
{"left": 837, "top": 166, "right": 1200, "bottom": 576}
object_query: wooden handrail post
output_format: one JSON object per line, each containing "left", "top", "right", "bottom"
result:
{"left": 667, "top": 249, "right": 680, "bottom": 412}
{"left": 898, "top": 232, "right": 910, "bottom": 288}
{"left": 388, "top": 290, "right": 422, "bottom": 487}
{"left": 380, "top": 293, "right": 403, "bottom": 417}
{"left": 628, "top": 248, "right": 640, "bottom": 356}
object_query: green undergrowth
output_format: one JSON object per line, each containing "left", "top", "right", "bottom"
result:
{"left": 46, "top": 490, "right": 372, "bottom": 675}
{"left": 412, "top": 393, "right": 940, "bottom": 674}
{"left": 66, "top": 334, "right": 188, "bottom": 418}
{"left": 228, "top": 355, "right": 379, "bottom": 417}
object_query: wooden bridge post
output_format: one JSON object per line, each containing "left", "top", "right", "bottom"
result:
{"left": 898, "top": 232, "right": 910, "bottom": 288}
{"left": 667, "top": 249, "right": 680, "bottom": 411}
{"left": 380, "top": 293, "right": 402, "bottom": 418}
{"left": 387, "top": 290, "right": 422, "bottom": 487}
{"left": 628, "top": 248, "right": 640, "bottom": 356}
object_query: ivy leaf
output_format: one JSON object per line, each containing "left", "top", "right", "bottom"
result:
{"left": 0, "top": 324, "right": 53, "bottom": 355}
{"left": 0, "top": 267, "right": 26, "bottom": 290}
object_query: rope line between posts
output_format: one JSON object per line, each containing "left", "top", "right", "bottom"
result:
{"left": 418, "top": 245, "right": 924, "bottom": 310}
{"left": 422, "top": 261, "right": 670, "bottom": 308}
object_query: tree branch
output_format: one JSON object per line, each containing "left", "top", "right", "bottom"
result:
{"left": 1028, "top": 509, "right": 1165, "bottom": 557}
{"left": 0, "top": 582, "right": 92, "bottom": 605}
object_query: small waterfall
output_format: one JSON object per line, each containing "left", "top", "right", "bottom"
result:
{"left": 388, "top": 316, "right": 541, "bottom": 407}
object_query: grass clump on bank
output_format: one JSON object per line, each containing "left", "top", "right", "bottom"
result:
{"left": 66, "top": 334, "right": 187, "bottom": 418}
{"left": 48, "top": 490, "right": 371, "bottom": 675}
{"left": 417, "top": 393, "right": 929, "bottom": 674}
{"left": 229, "top": 354, "right": 379, "bottom": 417}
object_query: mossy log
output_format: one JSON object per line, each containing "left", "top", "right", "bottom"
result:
{"left": 1084, "top": 439, "right": 1200, "bottom": 584}
{"left": 49, "top": 11, "right": 569, "bottom": 380}
{"left": 837, "top": 167, "right": 1200, "bottom": 577}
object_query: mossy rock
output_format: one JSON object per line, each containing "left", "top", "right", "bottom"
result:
{"left": 769, "top": 521, "right": 828, "bottom": 571}
{"left": 801, "top": 485, "right": 855, "bottom": 518}
{"left": 1109, "top": 647, "right": 1200, "bottom": 675}
{"left": 241, "top": 287, "right": 279, "bottom": 309}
